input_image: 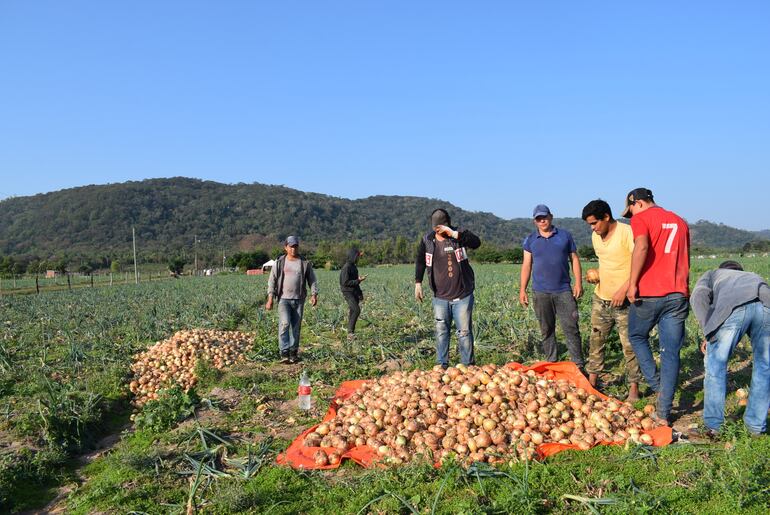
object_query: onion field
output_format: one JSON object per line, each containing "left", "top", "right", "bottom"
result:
{"left": 0, "top": 260, "right": 768, "bottom": 513}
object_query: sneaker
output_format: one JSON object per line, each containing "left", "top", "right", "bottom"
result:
{"left": 650, "top": 412, "right": 670, "bottom": 427}
{"left": 288, "top": 352, "right": 301, "bottom": 364}
{"left": 653, "top": 393, "right": 670, "bottom": 425}
{"left": 279, "top": 353, "right": 291, "bottom": 364}
{"left": 687, "top": 427, "right": 719, "bottom": 441}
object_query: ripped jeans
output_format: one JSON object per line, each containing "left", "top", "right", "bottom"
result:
{"left": 278, "top": 299, "right": 304, "bottom": 355}
{"left": 432, "top": 294, "right": 475, "bottom": 366}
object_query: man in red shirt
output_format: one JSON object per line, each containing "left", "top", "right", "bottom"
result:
{"left": 624, "top": 188, "right": 690, "bottom": 425}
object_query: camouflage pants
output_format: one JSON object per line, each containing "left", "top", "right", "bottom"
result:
{"left": 587, "top": 294, "right": 642, "bottom": 383}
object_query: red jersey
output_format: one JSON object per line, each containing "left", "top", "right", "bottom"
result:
{"left": 631, "top": 206, "right": 690, "bottom": 297}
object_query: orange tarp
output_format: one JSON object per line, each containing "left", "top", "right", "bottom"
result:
{"left": 276, "top": 361, "right": 673, "bottom": 470}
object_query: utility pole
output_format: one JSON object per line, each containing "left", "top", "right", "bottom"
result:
{"left": 194, "top": 234, "right": 198, "bottom": 276}
{"left": 132, "top": 226, "right": 139, "bottom": 284}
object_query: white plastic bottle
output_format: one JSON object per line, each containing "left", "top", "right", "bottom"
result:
{"left": 298, "top": 370, "right": 312, "bottom": 410}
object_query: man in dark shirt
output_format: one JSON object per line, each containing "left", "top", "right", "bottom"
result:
{"left": 415, "top": 208, "right": 481, "bottom": 368}
{"left": 339, "top": 247, "right": 366, "bottom": 339}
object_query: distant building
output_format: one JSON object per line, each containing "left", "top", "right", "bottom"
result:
{"left": 45, "top": 270, "right": 57, "bottom": 279}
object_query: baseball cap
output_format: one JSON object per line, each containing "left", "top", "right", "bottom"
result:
{"left": 718, "top": 260, "right": 743, "bottom": 271}
{"left": 285, "top": 235, "right": 299, "bottom": 246}
{"left": 622, "top": 188, "right": 654, "bottom": 218}
{"left": 532, "top": 204, "right": 551, "bottom": 218}
{"left": 431, "top": 209, "right": 451, "bottom": 227}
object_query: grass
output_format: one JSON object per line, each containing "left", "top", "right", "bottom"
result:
{"left": 63, "top": 428, "right": 770, "bottom": 514}
{"left": 0, "top": 258, "right": 768, "bottom": 513}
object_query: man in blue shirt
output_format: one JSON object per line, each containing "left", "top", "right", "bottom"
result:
{"left": 519, "top": 205, "right": 584, "bottom": 367}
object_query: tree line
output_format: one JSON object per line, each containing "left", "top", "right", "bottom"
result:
{"left": 224, "top": 238, "right": 528, "bottom": 272}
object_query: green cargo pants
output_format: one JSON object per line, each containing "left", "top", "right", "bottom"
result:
{"left": 587, "top": 293, "right": 641, "bottom": 383}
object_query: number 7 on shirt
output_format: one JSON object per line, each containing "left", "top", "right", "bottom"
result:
{"left": 662, "top": 223, "right": 678, "bottom": 254}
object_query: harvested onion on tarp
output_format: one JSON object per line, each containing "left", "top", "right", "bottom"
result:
{"left": 304, "top": 364, "right": 660, "bottom": 466}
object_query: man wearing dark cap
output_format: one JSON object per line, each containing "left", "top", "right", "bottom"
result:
{"left": 415, "top": 208, "right": 481, "bottom": 367}
{"left": 623, "top": 188, "right": 690, "bottom": 425}
{"left": 266, "top": 236, "right": 319, "bottom": 363}
{"left": 690, "top": 260, "right": 770, "bottom": 437}
{"left": 519, "top": 204, "right": 584, "bottom": 368}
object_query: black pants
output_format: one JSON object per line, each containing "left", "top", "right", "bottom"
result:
{"left": 342, "top": 291, "right": 362, "bottom": 334}
{"left": 532, "top": 290, "right": 584, "bottom": 367}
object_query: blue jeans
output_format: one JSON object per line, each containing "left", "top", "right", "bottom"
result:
{"left": 628, "top": 293, "right": 689, "bottom": 420}
{"left": 432, "top": 294, "right": 474, "bottom": 366}
{"left": 278, "top": 299, "right": 304, "bottom": 354}
{"left": 704, "top": 301, "right": 770, "bottom": 433}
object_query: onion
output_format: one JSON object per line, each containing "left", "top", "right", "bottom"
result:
{"left": 482, "top": 418, "right": 497, "bottom": 432}
{"left": 303, "top": 363, "right": 662, "bottom": 468}
{"left": 313, "top": 449, "right": 329, "bottom": 466}
{"left": 474, "top": 432, "right": 492, "bottom": 448}
{"left": 304, "top": 432, "right": 322, "bottom": 447}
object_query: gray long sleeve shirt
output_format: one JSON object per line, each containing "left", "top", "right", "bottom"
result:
{"left": 691, "top": 269, "right": 770, "bottom": 338}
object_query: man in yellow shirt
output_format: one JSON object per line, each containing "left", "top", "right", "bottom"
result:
{"left": 582, "top": 199, "right": 641, "bottom": 401}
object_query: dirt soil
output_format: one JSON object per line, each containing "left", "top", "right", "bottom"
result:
{"left": 30, "top": 424, "right": 131, "bottom": 515}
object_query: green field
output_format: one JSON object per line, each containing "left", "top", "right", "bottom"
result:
{"left": 1, "top": 260, "right": 768, "bottom": 513}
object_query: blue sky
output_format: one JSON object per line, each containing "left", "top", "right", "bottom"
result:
{"left": 1, "top": 1, "right": 768, "bottom": 229}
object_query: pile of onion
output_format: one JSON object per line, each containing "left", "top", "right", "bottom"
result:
{"left": 305, "top": 364, "right": 662, "bottom": 467}
{"left": 129, "top": 329, "right": 253, "bottom": 406}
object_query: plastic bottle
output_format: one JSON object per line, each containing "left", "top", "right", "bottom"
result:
{"left": 298, "top": 370, "right": 312, "bottom": 410}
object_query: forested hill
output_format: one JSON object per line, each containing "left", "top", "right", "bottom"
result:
{"left": 0, "top": 177, "right": 767, "bottom": 263}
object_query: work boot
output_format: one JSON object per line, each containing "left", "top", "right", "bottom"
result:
{"left": 279, "top": 351, "right": 291, "bottom": 364}
{"left": 288, "top": 350, "right": 300, "bottom": 364}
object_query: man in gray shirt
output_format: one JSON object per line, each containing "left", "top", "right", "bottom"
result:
{"left": 690, "top": 260, "right": 770, "bottom": 436}
{"left": 266, "top": 236, "right": 319, "bottom": 363}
